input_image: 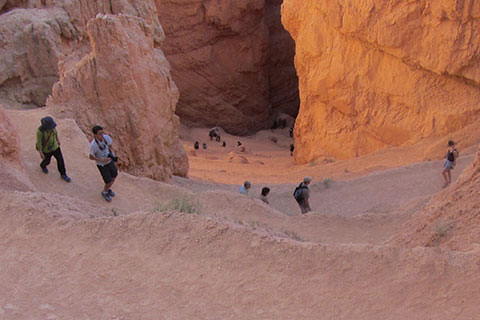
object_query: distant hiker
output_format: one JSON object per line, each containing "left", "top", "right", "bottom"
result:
{"left": 36, "top": 116, "right": 71, "bottom": 182}
{"left": 260, "top": 187, "right": 270, "bottom": 204}
{"left": 194, "top": 141, "right": 199, "bottom": 150}
{"left": 222, "top": 141, "right": 226, "bottom": 147}
{"left": 290, "top": 144, "right": 295, "bottom": 156}
{"left": 237, "top": 141, "right": 242, "bottom": 147}
{"left": 89, "top": 125, "right": 118, "bottom": 202}
{"left": 203, "top": 143, "right": 207, "bottom": 149}
{"left": 289, "top": 126, "right": 294, "bottom": 138}
{"left": 239, "top": 180, "right": 251, "bottom": 195}
{"left": 294, "top": 177, "right": 312, "bottom": 214}
{"left": 209, "top": 126, "right": 221, "bottom": 142}
{"left": 442, "top": 140, "right": 459, "bottom": 188}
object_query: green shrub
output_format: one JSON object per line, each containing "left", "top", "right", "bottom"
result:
{"left": 153, "top": 195, "right": 201, "bottom": 214}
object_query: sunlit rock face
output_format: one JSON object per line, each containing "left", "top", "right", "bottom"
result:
{"left": 155, "top": 0, "right": 270, "bottom": 135}
{"left": 48, "top": 14, "right": 188, "bottom": 181}
{"left": 283, "top": 0, "right": 480, "bottom": 164}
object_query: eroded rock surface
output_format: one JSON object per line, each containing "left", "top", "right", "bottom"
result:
{"left": 155, "top": 0, "right": 270, "bottom": 135}
{"left": 283, "top": 0, "right": 480, "bottom": 164}
{"left": 48, "top": 14, "right": 188, "bottom": 180}
{"left": 0, "top": 0, "right": 163, "bottom": 107}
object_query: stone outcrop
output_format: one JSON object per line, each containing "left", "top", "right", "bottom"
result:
{"left": 48, "top": 14, "right": 188, "bottom": 180}
{"left": 0, "top": 0, "right": 163, "bottom": 107}
{"left": 0, "top": 106, "right": 21, "bottom": 165}
{"left": 282, "top": 0, "right": 480, "bottom": 164}
{"left": 0, "top": 8, "right": 73, "bottom": 106}
{"left": 155, "top": 0, "right": 270, "bottom": 135}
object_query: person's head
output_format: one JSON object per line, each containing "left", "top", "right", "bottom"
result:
{"left": 261, "top": 187, "right": 270, "bottom": 196}
{"left": 40, "top": 116, "right": 56, "bottom": 131}
{"left": 244, "top": 181, "right": 251, "bottom": 189}
{"left": 92, "top": 125, "right": 104, "bottom": 140}
{"left": 303, "top": 177, "right": 312, "bottom": 185}
{"left": 448, "top": 140, "right": 455, "bottom": 147}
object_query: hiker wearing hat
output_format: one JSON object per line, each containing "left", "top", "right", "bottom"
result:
{"left": 36, "top": 116, "right": 71, "bottom": 182}
{"left": 442, "top": 140, "right": 459, "bottom": 188}
{"left": 89, "top": 125, "right": 118, "bottom": 202}
{"left": 239, "top": 181, "right": 251, "bottom": 195}
{"left": 293, "top": 177, "right": 312, "bottom": 214}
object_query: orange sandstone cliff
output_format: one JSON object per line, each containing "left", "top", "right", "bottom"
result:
{"left": 282, "top": 0, "right": 480, "bottom": 164}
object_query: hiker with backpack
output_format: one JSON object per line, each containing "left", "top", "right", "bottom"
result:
{"left": 239, "top": 181, "right": 251, "bottom": 195}
{"left": 294, "top": 177, "right": 312, "bottom": 214}
{"left": 442, "top": 140, "right": 459, "bottom": 188}
{"left": 36, "top": 116, "right": 71, "bottom": 182}
{"left": 89, "top": 125, "right": 118, "bottom": 202}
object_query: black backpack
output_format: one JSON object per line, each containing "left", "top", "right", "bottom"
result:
{"left": 293, "top": 183, "right": 307, "bottom": 203}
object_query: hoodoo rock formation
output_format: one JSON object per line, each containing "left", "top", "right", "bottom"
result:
{"left": 1, "top": 0, "right": 299, "bottom": 135}
{"left": 0, "top": 0, "right": 163, "bottom": 107}
{"left": 48, "top": 14, "right": 188, "bottom": 180}
{"left": 283, "top": 0, "right": 480, "bottom": 164}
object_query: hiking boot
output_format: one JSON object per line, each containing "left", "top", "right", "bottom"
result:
{"left": 102, "top": 191, "right": 112, "bottom": 202}
{"left": 107, "top": 189, "right": 115, "bottom": 197}
{"left": 41, "top": 166, "right": 48, "bottom": 174}
{"left": 61, "top": 174, "right": 71, "bottom": 183}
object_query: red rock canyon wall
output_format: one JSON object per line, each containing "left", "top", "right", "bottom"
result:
{"left": 283, "top": 0, "right": 480, "bottom": 163}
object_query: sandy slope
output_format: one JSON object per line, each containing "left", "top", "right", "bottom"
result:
{"left": 1, "top": 106, "right": 479, "bottom": 319}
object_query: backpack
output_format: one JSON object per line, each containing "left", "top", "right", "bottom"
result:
{"left": 293, "top": 183, "right": 307, "bottom": 203}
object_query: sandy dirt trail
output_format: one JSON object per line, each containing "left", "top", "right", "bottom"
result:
{"left": 2, "top": 107, "right": 480, "bottom": 319}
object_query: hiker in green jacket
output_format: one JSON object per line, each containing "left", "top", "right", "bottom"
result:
{"left": 36, "top": 116, "right": 71, "bottom": 182}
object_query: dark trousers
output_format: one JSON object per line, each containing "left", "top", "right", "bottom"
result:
{"left": 40, "top": 147, "right": 66, "bottom": 176}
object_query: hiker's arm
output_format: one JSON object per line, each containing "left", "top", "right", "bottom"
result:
{"left": 89, "top": 154, "right": 110, "bottom": 164}
{"left": 36, "top": 130, "right": 45, "bottom": 159}
{"left": 109, "top": 143, "right": 115, "bottom": 155}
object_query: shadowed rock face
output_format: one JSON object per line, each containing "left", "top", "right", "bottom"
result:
{"left": 283, "top": 0, "right": 480, "bottom": 164}
{"left": 155, "top": 0, "right": 270, "bottom": 135}
{"left": 265, "top": 0, "right": 299, "bottom": 119}
{"left": 48, "top": 14, "right": 188, "bottom": 181}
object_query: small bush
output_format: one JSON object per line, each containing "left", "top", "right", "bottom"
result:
{"left": 153, "top": 195, "right": 201, "bottom": 214}
{"left": 322, "top": 178, "right": 333, "bottom": 189}
{"left": 310, "top": 160, "right": 317, "bottom": 167}
{"left": 434, "top": 219, "right": 448, "bottom": 237}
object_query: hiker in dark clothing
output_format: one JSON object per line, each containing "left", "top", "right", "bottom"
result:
{"left": 260, "top": 187, "right": 270, "bottom": 204}
{"left": 194, "top": 141, "right": 199, "bottom": 150}
{"left": 290, "top": 144, "right": 295, "bottom": 156}
{"left": 222, "top": 141, "right": 226, "bottom": 147}
{"left": 442, "top": 140, "right": 459, "bottom": 188}
{"left": 294, "top": 177, "right": 312, "bottom": 214}
{"left": 203, "top": 143, "right": 207, "bottom": 149}
{"left": 36, "top": 116, "right": 71, "bottom": 182}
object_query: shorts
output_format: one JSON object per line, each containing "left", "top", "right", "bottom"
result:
{"left": 443, "top": 159, "right": 454, "bottom": 170}
{"left": 97, "top": 161, "right": 118, "bottom": 184}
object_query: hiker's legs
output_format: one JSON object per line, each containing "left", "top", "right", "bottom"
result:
{"left": 52, "top": 147, "right": 66, "bottom": 176}
{"left": 104, "top": 177, "right": 116, "bottom": 193}
{"left": 40, "top": 151, "right": 53, "bottom": 169}
{"left": 447, "top": 169, "right": 452, "bottom": 184}
{"left": 299, "top": 202, "right": 309, "bottom": 214}
{"left": 442, "top": 168, "right": 449, "bottom": 185}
